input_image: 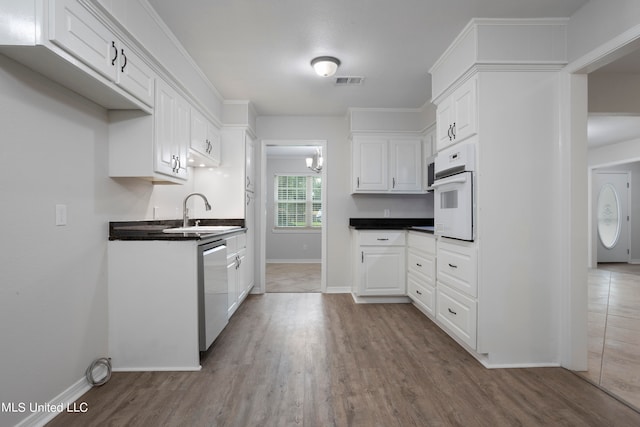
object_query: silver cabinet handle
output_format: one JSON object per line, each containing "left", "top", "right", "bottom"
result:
{"left": 361, "top": 251, "right": 364, "bottom": 263}
{"left": 416, "top": 289, "right": 422, "bottom": 296}
{"left": 448, "top": 308, "right": 457, "bottom": 315}
{"left": 448, "top": 263, "right": 458, "bottom": 269}
{"left": 377, "top": 238, "right": 389, "bottom": 241}
{"left": 357, "top": 177, "right": 360, "bottom": 188}
{"left": 416, "top": 263, "right": 422, "bottom": 267}
{"left": 392, "top": 177, "right": 396, "bottom": 188}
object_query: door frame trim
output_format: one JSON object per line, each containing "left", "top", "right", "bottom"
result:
{"left": 258, "top": 139, "right": 328, "bottom": 293}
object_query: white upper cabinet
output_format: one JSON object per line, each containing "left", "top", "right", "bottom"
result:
{"left": 436, "top": 76, "right": 477, "bottom": 152}
{"left": 352, "top": 136, "right": 423, "bottom": 193}
{"left": 389, "top": 139, "right": 422, "bottom": 192}
{"left": 190, "top": 108, "right": 221, "bottom": 168}
{"left": 353, "top": 137, "right": 388, "bottom": 191}
{"left": 49, "top": 0, "right": 154, "bottom": 107}
{"left": 155, "top": 79, "right": 189, "bottom": 180}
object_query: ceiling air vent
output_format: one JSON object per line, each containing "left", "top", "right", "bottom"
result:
{"left": 335, "top": 76, "right": 364, "bottom": 86}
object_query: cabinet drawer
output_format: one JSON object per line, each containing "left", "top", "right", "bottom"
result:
{"left": 408, "top": 274, "right": 435, "bottom": 317}
{"left": 436, "top": 284, "right": 477, "bottom": 349}
{"left": 407, "top": 231, "right": 436, "bottom": 255}
{"left": 358, "top": 230, "right": 406, "bottom": 246}
{"left": 407, "top": 250, "right": 435, "bottom": 282}
{"left": 437, "top": 239, "right": 477, "bottom": 297}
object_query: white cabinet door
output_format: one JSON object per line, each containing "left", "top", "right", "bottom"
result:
{"left": 50, "top": 0, "right": 118, "bottom": 81}
{"left": 116, "top": 41, "right": 155, "bottom": 107}
{"left": 353, "top": 137, "right": 388, "bottom": 191}
{"left": 50, "top": 0, "right": 155, "bottom": 107}
{"left": 389, "top": 139, "right": 422, "bottom": 192}
{"left": 227, "top": 259, "right": 238, "bottom": 318}
{"left": 190, "top": 109, "right": 221, "bottom": 167}
{"left": 451, "top": 77, "right": 477, "bottom": 143}
{"left": 190, "top": 109, "right": 209, "bottom": 158}
{"left": 175, "top": 95, "right": 190, "bottom": 179}
{"left": 436, "top": 97, "right": 454, "bottom": 151}
{"left": 154, "top": 81, "right": 175, "bottom": 177}
{"left": 154, "top": 79, "right": 189, "bottom": 180}
{"left": 436, "top": 76, "right": 477, "bottom": 152}
{"left": 359, "top": 246, "right": 406, "bottom": 296}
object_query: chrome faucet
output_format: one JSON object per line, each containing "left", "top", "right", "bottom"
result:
{"left": 183, "top": 193, "right": 212, "bottom": 227}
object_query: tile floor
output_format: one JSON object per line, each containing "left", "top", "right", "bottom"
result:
{"left": 581, "top": 263, "right": 640, "bottom": 410}
{"left": 265, "top": 263, "right": 321, "bottom": 293}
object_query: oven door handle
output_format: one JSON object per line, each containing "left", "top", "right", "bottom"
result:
{"left": 431, "top": 173, "right": 468, "bottom": 188}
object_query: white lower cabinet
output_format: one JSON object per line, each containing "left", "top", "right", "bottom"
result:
{"left": 435, "top": 238, "right": 478, "bottom": 350}
{"left": 353, "top": 230, "right": 406, "bottom": 296}
{"left": 226, "top": 233, "right": 248, "bottom": 318}
{"left": 436, "top": 284, "right": 477, "bottom": 349}
{"left": 407, "top": 275, "right": 435, "bottom": 317}
{"left": 407, "top": 231, "right": 436, "bottom": 317}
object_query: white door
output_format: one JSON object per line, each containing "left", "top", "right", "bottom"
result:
{"left": 595, "top": 172, "right": 630, "bottom": 263}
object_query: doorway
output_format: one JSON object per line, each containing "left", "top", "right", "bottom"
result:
{"left": 259, "top": 140, "right": 327, "bottom": 294}
{"left": 567, "top": 40, "right": 640, "bottom": 409}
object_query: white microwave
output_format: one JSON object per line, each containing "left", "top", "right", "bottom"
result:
{"left": 432, "top": 143, "right": 475, "bottom": 241}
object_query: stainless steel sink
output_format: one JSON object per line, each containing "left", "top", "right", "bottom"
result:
{"left": 162, "top": 225, "right": 241, "bottom": 234}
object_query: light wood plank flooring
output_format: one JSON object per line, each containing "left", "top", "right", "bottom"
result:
{"left": 49, "top": 294, "right": 640, "bottom": 426}
{"left": 266, "top": 263, "right": 321, "bottom": 293}
{"left": 581, "top": 263, "right": 640, "bottom": 410}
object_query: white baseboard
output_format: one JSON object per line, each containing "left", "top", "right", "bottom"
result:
{"left": 324, "top": 286, "right": 351, "bottom": 294}
{"left": 112, "top": 365, "right": 201, "bottom": 372}
{"left": 266, "top": 259, "right": 321, "bottom": 264}
{"left": 351, "top": 293, "right": 411, "bottom": 304}
{"left": 15, "top": 376, "right": 92, "bottom": 427}
{"left": 630, "top": 259, "right": 640, "bottom": 264}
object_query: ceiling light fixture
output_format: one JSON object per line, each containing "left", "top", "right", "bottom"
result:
{"left": 311, "top": 56, "right": 340, "bottom": 77}
{"left": 305, "top": 147, "right": 323, "bottom": 173}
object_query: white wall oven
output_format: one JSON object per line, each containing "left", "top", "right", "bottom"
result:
{"left": 432, "top": 143, "right": 476, "bottom": 241}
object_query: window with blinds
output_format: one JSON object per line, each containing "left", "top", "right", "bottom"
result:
{"left": 275, "top": 175, "right": 322, "bottom": 228}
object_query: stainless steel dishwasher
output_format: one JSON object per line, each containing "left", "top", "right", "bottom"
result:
{"left": 198, "top": 240, "right": 228, "bottom": 351}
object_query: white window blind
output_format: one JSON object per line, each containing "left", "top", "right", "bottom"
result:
{"left": 275, "top": 175, "right": 322, "bottom": 228}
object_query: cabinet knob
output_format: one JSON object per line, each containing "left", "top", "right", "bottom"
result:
{"left": 416, "top": 289, "right": 422, "bottom": 296}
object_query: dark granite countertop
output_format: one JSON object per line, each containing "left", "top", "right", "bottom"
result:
{"left": 349, "top": 218, "right": 434, "bottom": 232}
{"left": 109, "top": 219, "right": 246, "bottom": 241}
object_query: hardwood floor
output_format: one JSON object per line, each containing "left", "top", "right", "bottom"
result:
{"left": 266, "top": 263, "right": 321, "bottom": 293}
{"left": 49, "top": 294, "right": 640, "bottom": 426}
{"left": 581, "top": 264, "right": 640, "bottom": 410}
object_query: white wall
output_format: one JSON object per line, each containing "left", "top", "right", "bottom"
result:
{"left": 0, "top": 54, "right": 158, "bottom": 426}
{"left": 567, "top": 0, "right": 640, "bottom": 63}
{"left": 265, "top": 157, "right": 322, "bottom": 262}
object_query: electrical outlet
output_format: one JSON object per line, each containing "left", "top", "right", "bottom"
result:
{"left": 55, "top": 204, "right": 67, "bottom": 226}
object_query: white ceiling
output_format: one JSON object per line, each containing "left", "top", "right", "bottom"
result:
{"left": 147, "top": 0, "right": 588, "bottom": 116}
